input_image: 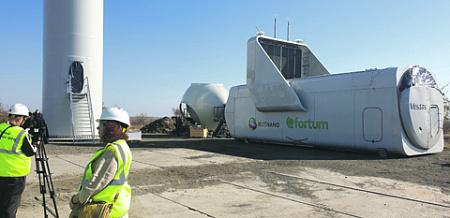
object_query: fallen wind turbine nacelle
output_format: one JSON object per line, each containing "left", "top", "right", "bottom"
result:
{"left": 224, "top": 33, "right": 444, "bottom": 157}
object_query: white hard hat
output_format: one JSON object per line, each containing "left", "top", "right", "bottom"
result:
{"left": 8, "top": 103, "right": 30, "bottom": 117}
{"left": 97, "top": 107, "right": 131, "bottom": 126}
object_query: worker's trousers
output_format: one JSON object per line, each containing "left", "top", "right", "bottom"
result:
{"left": 0, "top": 176, "right": 26, "bottom": 218}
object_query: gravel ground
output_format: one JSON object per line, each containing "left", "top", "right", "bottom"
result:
{"left": 17, "top": 134, "right": 450, "bottom": 217}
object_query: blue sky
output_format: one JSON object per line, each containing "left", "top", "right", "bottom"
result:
{"left": 1, "top": 0, "right": 449, "bottom": 117}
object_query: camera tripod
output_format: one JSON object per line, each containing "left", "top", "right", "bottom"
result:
{"left": 25, "top": 110, "right": 59, "bottom": 217}
{"left": 35, "top": 139, "right": 59, "bottom": 218}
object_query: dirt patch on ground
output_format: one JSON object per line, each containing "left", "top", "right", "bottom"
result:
{"left": 128, "top": 136, "right": 450, "bottom": 194}
{"left": 139, "top": 117, "right": 191, "bottom": 134}
{"left": 18, "top": 135, "right": 450, "bottom": 217}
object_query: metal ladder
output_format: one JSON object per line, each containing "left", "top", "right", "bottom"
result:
{"left": 68, "top": 77, "right": 96, "bottom": 144}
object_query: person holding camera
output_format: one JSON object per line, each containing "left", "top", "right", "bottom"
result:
{"left": 0, "top": 103, "right": 37, "bottom": 218}
{"left": 70, "top": 107, "right": 133, "bottom": 218}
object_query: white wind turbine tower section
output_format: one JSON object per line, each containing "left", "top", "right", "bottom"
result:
{"left": 43, "top": 0, "right": 103, "bottom": 142}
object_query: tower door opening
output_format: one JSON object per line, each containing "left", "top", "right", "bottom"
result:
{"left": 69, "top": 61, "right": 84, "bottom": 93}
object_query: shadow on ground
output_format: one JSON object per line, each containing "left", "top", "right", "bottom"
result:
{"left": 128, "top": 134, "right": 388, "bottom": 161}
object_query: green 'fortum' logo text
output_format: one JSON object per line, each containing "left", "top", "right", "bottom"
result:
{"left": 286, "top": 117, "right": 329, "bottom": 129}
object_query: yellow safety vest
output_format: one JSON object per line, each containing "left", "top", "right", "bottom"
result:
{"left": 0, "top": 123, "right": 32, "bottom": 177}
{"left": 79, "top": 139, "right": 132, "bottom": 217}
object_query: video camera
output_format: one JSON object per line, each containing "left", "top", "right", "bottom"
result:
{"left": 22, "top": 110, "right": 49, "bottom": 144}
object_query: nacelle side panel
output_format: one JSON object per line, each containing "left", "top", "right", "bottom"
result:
{"left": 247, "top": 37, "right": 307, "bottom": 112}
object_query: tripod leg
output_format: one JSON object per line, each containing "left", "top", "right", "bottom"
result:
{"left": 36, "top": 145, "right": 48, "bottom": 218}
{"left": 41, "top": 143, "right": 59, "bottom": 217}
{"left": 35, "top": 141, "right": 59, "bottom": 218}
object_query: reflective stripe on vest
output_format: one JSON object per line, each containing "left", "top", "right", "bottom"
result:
{"left": 0, "top": 128, "right": 26, "bottom": 155}
{"left": 80, "top": 142, "right": 128, "bottom": 186}
{"left": 79, "top": 139, "right": 132, "bottom": 217}
{"left": 0, "top": 123, "right": 31, "bottom": 177}
{"left": 108, "top": 143, "right": 127, "bottom": 185}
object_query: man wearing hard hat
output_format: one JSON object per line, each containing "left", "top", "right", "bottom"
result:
{"left": 70, "top": 107, "right": 133, "bottom": 218}
{"left": 0, "top": 103, "right": 37, "bottom": 218}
